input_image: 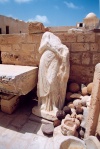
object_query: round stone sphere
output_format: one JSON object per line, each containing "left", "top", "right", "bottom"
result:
{"left": 67, "top": 102, "right": 75, "bottom": 109}
{"left": 87, "top": 82, "right": 93, "bottom": 95}
{"left": 73, "top": 99, "right": 82, "bottom": 108}
{"left": 68, "top": 83, "right": 80, "bottom": 93}
{"left": 56, "top": 110, "right": 66, "bottom": 120}
{"left": 53, "top": 119, "right": 61, "bottom": 127}
{"left": 42, "top": 124, "right": 54, "bottom": 136}
{"left": 76, "top": 107, "right": 83, "bottom": 115}
{"left": 63, "top": 106, "right": 72, "bottom": 115}
{"left": 81, "top": 87, "right": 88, "bottom": 96}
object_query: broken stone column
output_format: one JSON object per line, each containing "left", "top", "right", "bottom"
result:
{"left": 85, "top": 63, "right": 100, "bottom": 137}
{"left": 28, "top": 22, "right": 46, "bottom": 34}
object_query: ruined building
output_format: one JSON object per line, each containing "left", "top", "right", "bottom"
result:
{"left": 0, "top": 15, "right": 28, "bottom": 34}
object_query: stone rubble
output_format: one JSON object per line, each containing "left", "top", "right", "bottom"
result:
{"left": 54, "top": 81, "right": 93, "bottom": 139}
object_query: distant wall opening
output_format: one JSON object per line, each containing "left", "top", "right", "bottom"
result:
{"left": 79, "top": 23, "right": 83, "bottom": 27}
{"left": 77, "top": 22, "right": 85, "bottom": 28}
{"left": 6, "top": 26, "right": 9, "bottom": 34}
{"left": 0, "top": 28, "right": 2, "bottom": 34}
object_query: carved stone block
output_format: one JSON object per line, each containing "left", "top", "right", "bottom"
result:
{"left": 1, "top": 95, "right": 19, "bottom": 114}
{"left": 0, "top": 64, "right": 38, "bottom": 95}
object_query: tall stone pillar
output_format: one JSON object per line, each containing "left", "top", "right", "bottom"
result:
{"left": 85, "top": 63, "right": 100, "bottom": 137}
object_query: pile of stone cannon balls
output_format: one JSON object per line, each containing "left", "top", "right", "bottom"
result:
{"left": 55, "top": 82, "right": 93, "bottom": 139}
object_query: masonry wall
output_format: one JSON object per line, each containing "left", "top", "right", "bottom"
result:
{"left": 0, "top": 31, "right": 100, "bottom": 85}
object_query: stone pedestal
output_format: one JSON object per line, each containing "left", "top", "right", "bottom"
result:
{"left": 32, "top": 106, "right": 58, "bottom": 121}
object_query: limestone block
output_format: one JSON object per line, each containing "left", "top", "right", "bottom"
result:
{"left": 71, "top": 43, "right": 89, "bottom": 52}
{"left": 56, "top": 33, "right": 76, "bottom": 42}
{"left": 0, "top": 36, "right": 8, "bottom": 44}
{"left": 12, "top": 44, "right": 21, "bottom": 51}
{"left": 5, "top": 34, "right": 26, "bottom": 44}
{"left": 82, "top": 52, "right": 91, "bottom": 65}
{"left": 28, "top": 22, "right": 45, "bottom": 33}
{"left": 90, "top": 43, "right": 98, "bottom": 51}
{"left": 92, "top": 53, "right": 100, "bottom": 65}
{"left": 77, "top": 34, "right": 85, "bottom": 42}
{"left": 0, "top": 64, "right": 38, "bottom": 95}
{"left": 54, "top": 33, "right": 67, "bottom": 42}
{"left": 1, "top": 51, "right": 39, "bottom": 66}
{"left": 1, "top": 95, "right": 19, "bottom": 114}
{"left": 32, "top": 34, "right": 42, "bottom": 43}
{"left": 96, "top": 34, "right": 100, "bottom": 43}
{"left": 85, "top": 33, "right": 95, "bottom": 42}
{"left": 65, "top": 33, "right": 77, "bottom": 42}
{"left": 70, "top": 65, "right": 94, "bottom": 84}
{"left": 0, "top": 45, "right": 12, "bottom": 52}
{"left": 21, "top": 43, "right": 36, "bottom": 52}
{"left": 70, "top": 53, "right": 81, "bottom": 64}
{"left": 25, "top": 34, "right": 34, "bottom": 43}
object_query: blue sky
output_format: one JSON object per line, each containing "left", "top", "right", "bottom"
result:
{"left": 0, "top": 0, "right": 99, "bottom": 26}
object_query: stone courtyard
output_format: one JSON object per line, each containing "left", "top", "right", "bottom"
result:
{"left": 0, "top": 92, "right": 54, "bottom": 149}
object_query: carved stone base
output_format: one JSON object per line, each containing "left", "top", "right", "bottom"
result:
{"left": 32, "top": 106, "right": 58, "bottom": 121}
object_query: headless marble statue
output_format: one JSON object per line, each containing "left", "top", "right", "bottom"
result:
{"left": 32, "top": 31, "right": 70, "bottom": 121}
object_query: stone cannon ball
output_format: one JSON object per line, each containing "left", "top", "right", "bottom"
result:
{"left": 68, "top": 83, "right": 80, "bottom": 93}
{"left": 87, "top": 82, "right": 93, "bottom": 95}
{"left": 67, "top": 102, "right": 75, "bottom": 109}
{"left": 73, "top": 99, "right": 82, "bottom": 108}
{"left": 56, "top": 110, "right": 66, "bottom": 120}
{"left": 76, "top": 107, "right": 83, "bottom": 115}
{"left": 81, "top": 87, "right": 88, "bottom": 96}
{"left": 63, "top": 106, "right": 72, "bottom": 115}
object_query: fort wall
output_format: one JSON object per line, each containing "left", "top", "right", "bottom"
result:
{"left": 0, "top": 29, "right": 100, "bottom": 85}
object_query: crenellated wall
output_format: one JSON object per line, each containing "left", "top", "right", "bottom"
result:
{"left": 0, "top": 30, "right": 100, "bottom": 85}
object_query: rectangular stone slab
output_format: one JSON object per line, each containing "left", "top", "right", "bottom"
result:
{"left": 0, "top": 64, "right": 38, "bottom": 95}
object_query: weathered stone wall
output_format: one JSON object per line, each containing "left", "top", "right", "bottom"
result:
{"left": 0, "top": 30, "right": 100, "bottom": 85}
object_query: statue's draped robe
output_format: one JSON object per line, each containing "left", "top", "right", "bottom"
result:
{"left": 37, "top": 32, "right": 69, "bottom": 111}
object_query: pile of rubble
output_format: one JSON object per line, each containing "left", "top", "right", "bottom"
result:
{"left": 42, "top": 82, "right": 93, "bottom": 140}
